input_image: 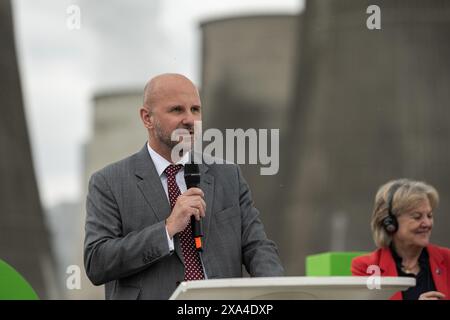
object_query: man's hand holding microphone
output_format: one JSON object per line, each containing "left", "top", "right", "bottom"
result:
{"left": 165, "top": 187, "right": 205, "bottom": 239}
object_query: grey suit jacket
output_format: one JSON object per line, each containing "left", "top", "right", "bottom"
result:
{"left": 84, "top": 145, "right": 284, "bottom": 299}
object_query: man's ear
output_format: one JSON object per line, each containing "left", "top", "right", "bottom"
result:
{"left": 140, "top": 106, "right": 153, "bottom": 129}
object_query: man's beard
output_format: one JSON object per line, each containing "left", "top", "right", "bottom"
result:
{"left": 154, "top": 119, "right": 193, "bottom": 150}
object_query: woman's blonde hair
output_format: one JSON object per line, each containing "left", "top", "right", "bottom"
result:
{"left": 371, "top": 178, "right": 439, "bottom": 248}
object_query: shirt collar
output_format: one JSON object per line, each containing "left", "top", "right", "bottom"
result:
{"left": 147, "top": 142, "right": 190, "bottom": 177}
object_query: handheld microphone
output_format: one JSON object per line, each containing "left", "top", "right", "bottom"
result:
{"left": 184, "top": 161, "right": 203, "bottom": 252}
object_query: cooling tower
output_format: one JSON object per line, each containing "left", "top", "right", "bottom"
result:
{"left": 0, "top": 0, "right": 54, "bottom": 298}
{"left": 200, "top": 15, "right": 300, "bottom": 253}
{"left": 283, "top": 0, "right": 450, "bottom": 274}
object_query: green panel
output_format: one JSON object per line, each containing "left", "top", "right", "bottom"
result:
{"left": 306, "top": 252, "right": 368, "bottom": 276}
{"left": 0, "top": 259, "right": 39, "bottom": 300}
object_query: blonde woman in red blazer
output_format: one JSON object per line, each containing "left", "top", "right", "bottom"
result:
{"left": 351, "top": 179, "right": 450, "bottom": 300}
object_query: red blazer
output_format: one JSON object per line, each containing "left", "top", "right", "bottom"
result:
{"left": 351, "top": 244, "right": 450, "bottom": 300}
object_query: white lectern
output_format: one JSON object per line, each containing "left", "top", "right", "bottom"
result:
{"left": 169, "top": 277, "right": 415, "bottom": 300}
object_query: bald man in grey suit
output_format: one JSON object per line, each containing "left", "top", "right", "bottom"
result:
{"left": 84, "top": 74, "right": 284, "bottom": 299}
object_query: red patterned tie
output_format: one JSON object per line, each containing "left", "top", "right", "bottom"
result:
{"left": 164, "top": 164, "right": 205, "bottom": 281}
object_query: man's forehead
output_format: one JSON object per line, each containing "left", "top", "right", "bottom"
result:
{"left": 157, "top": 84, "right": 201, "bottom": 102}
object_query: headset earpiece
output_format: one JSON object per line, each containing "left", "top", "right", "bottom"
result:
{"left": 382, "top": 214, "right": 398, "bottom": 233}
{"left": 382, "top": 182, "right": 402, "bottom": 233}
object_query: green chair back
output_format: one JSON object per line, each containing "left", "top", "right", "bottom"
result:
{"left": 306, "top": 251, "right": 368, "bottom": 276}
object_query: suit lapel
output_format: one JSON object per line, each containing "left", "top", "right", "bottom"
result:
{"left": 199, "top": 163, "right": 214, "bottom": 251}
{"left": 428, "top": 245, "right": 448, "bottom": 297}
{"left": 134, "top": 146, "right": 171, "bottom": 222}
{"left": 379, "top": 247, "right": 398, "bottom": 276}
{"left": 378, "top": 248, "right": 403, "bottom": 300}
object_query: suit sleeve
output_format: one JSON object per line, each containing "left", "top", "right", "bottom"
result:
{"left": 237, "top": 166, "right": 285, "bottom": 277}
{"left": 84, "top": 171, "right": 171, "bottom": 285}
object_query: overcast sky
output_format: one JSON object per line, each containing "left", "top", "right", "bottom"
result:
{"left": 12, "top": 0, "right": 303, "bottom": 209}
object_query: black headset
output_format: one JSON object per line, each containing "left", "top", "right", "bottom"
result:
{"left": 382, "top": 182, "right": 403, "bottom": 233}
